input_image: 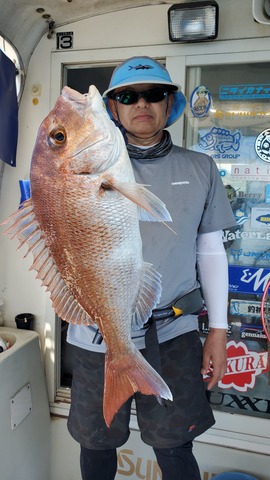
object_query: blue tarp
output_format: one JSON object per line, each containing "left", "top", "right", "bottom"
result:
{"left": 0, "top": 49, "right": 18, "bottom": 166}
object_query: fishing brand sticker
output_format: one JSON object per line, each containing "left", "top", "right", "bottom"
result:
{"left": 230, "top": 299, "right": 262, "bottom": 317}
{"left": 190, "top": 85, "right": 211, "bottom": 118}
{"left": 231, "top": 164, "right": 270, "bottom": 180}
{"left": 240, "top": 326, "right": 267, "bottom": 341}
{"left": 229, "top": 247, "right": 270, "bottom": 262}
{"left": 251, "top": 207, "right": 270, "bottom": 228}
{"left": 199, "top": 127, "right": 241, "bottom": 154}
{"left": 218, "top": 341, "right": 268, "bottom": 392}
{"left": 219, "top": 84, "right": 270, "bottom": 100}
{"left": 229, "top": 265, "right": 270, "bottom": 294}
{"left": 255, "top": 128, "right": 270, "bottom": 163}
{"left": 223, "top": 227, "right": 270, "bottom": 242}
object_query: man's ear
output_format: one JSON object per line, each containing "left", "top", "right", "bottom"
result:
{"left": 107, "top": 98, "right": 118, "bottom": 121}
{"left": 167, "top": 94, "right": 174, "bottom": 118}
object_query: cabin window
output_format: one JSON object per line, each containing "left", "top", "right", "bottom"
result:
{"left": 63, "top": 64, "right": 115, "bottom": 97}
{"left": 0, "top": 34, "right": 24, "bottom": 100}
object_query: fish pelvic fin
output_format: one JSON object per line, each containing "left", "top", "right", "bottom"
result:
{"left": 103, "top": 347, "right": 173, "bottom": 428}
{"left": 102, "top": 179, "right": 176, "bottom": 233}
{"left": 1, "top": 199, "right": 93, "bottom": 326}
{"left": 132, "top": 262, "right": 161, "bottom": 330}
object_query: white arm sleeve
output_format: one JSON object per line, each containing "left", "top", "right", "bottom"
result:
{"left": 196, "top": 230, "right": 228, "bottom": 329}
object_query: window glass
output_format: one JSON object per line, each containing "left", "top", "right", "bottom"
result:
{"left": 185, "top": 62, "right": 270, "bottom": 420}
{"left": 63, "top": 64, "right": 115, "bottom": 95}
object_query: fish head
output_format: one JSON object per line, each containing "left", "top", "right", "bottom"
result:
{"left": 30, "top": 85, "right": 123, "bottom": 182}
{"left": 199, "top": 131, "right": 214, "bottom": 150}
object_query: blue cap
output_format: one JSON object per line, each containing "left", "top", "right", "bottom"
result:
{"left": 103, "top": 56, "right": 186, "bottom": 127}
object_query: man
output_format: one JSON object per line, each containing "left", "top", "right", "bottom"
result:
{"left": 67, "top": 56, "right": 235, "bottom": 480}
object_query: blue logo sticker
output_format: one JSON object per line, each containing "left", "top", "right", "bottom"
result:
{"left": 199, "top": 127, "right": 241, "bottom": 154}
{"left": 234, "top": 209, "right": 248, "bottom": 225}
{"left": 190, "top": 85, "right": 211, "bottom": 118}
{"left": 219, "top": 84, "right": 270, "bottom": 100}
{"left": 229, "top": 265, "right": 270, "bottom": 294}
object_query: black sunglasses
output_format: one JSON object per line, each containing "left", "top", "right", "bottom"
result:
{"left": 110, "top": 87, "right": 171, "bottom": 105}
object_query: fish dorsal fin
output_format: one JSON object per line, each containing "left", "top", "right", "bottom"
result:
{"left": 131, "top": 262, "right": 162, "bottom": 330}
{"left": 102, "top": 179, "right": 174, "bottom": 225}
{"left": 2, "top": 199, "right": 94, "bottom": 326}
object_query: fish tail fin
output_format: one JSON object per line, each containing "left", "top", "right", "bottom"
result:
{"left": 103, "top": 348, "right": 172, "bottom": 428}
{"left": 132, "top": 262, "right": 161, "bottom": 331}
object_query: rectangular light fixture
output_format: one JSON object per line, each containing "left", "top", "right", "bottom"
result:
{"left": 168, "top": 1, "right": 219, "bottom": 43}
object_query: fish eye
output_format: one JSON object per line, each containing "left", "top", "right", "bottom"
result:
{"left": 49, "top": 127, "right": 67, "bottom": 146}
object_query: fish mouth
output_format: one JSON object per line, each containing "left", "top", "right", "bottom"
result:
{"left": 62, "top": 87, "right": 87, "bottom": 102}
{"left": 61, "top": 84, "right": 122, "bottom": 175}
{"left": 61, "top": 84, "right": 104, "bottom": 117}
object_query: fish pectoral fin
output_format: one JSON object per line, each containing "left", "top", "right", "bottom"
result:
{"left": 103, "top": 348, "right": 173, "bottom": 428}
{"left": 102, "top": 179, "right": 174, "bottom": 229}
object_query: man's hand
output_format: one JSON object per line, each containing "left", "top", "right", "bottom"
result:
{"left": 201, "top": 328, "right": 227, "bottom": 390}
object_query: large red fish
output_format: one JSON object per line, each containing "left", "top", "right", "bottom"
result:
{"left": 2, "top": 85, "right": 173, "bottom": 426}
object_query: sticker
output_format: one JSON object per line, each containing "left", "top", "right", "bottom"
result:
{"left": 233, "top": 209, "right": 249, "bottom": 225}
{"left": 240, "top": 326, "right": 267, "bottom": 341}
{"left": 56, "top": 32, "right": 74, "bottom": 50}
{"left": 230, "top": 299, "right": 261, "bottom": 317}
{"left": 199, "top": 308, "right": 232, "bottom": 336}
{"left": 229, "top": 265, "right": 270, "bottom": 294}
{"left": 218, "top": 341, "right": 268, "bottom": 392}
{"left": 265, "top": 185, "right": 270, "bottom": 204}
{"left": 190, "top": 85, "right": 211, "bottom": 118}
{"left": 225, "top": 184, "right": 237, "bottom": 202}
{"left": 199, "top": 127, "right": 241, "bottom": 154}
{"left": 219, "top": 84, "right": 270, "bottom": 100}
{"left": 237, "top": 191, "right": 262, "bottom": 201}
{"left": 219, "top": 169, "right": 227, "bottom": 177}
{"left": 223, "top": 228, "right": 270, "bottom": 242}
{"left": 229, "top": 248, "right": 270, "bottom": 262}
{"left": 231, "top": 164, "right": 270, "bottom": 180}
{"left": 255, "top": 128, "right": 270, "bottom": 163}
{"left": 251, "top": 207, "right": 270, "bottom": 228}
{"left": 211, "top": 110, "right": 268, "bottom": 120}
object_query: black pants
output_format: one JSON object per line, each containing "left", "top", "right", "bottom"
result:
{"left": 80, "top": 441, "right": 201, "bottom": 480}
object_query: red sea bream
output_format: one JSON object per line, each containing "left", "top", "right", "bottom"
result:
{"left": 2, "top": 85, "right": 173, "bottom": 426}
